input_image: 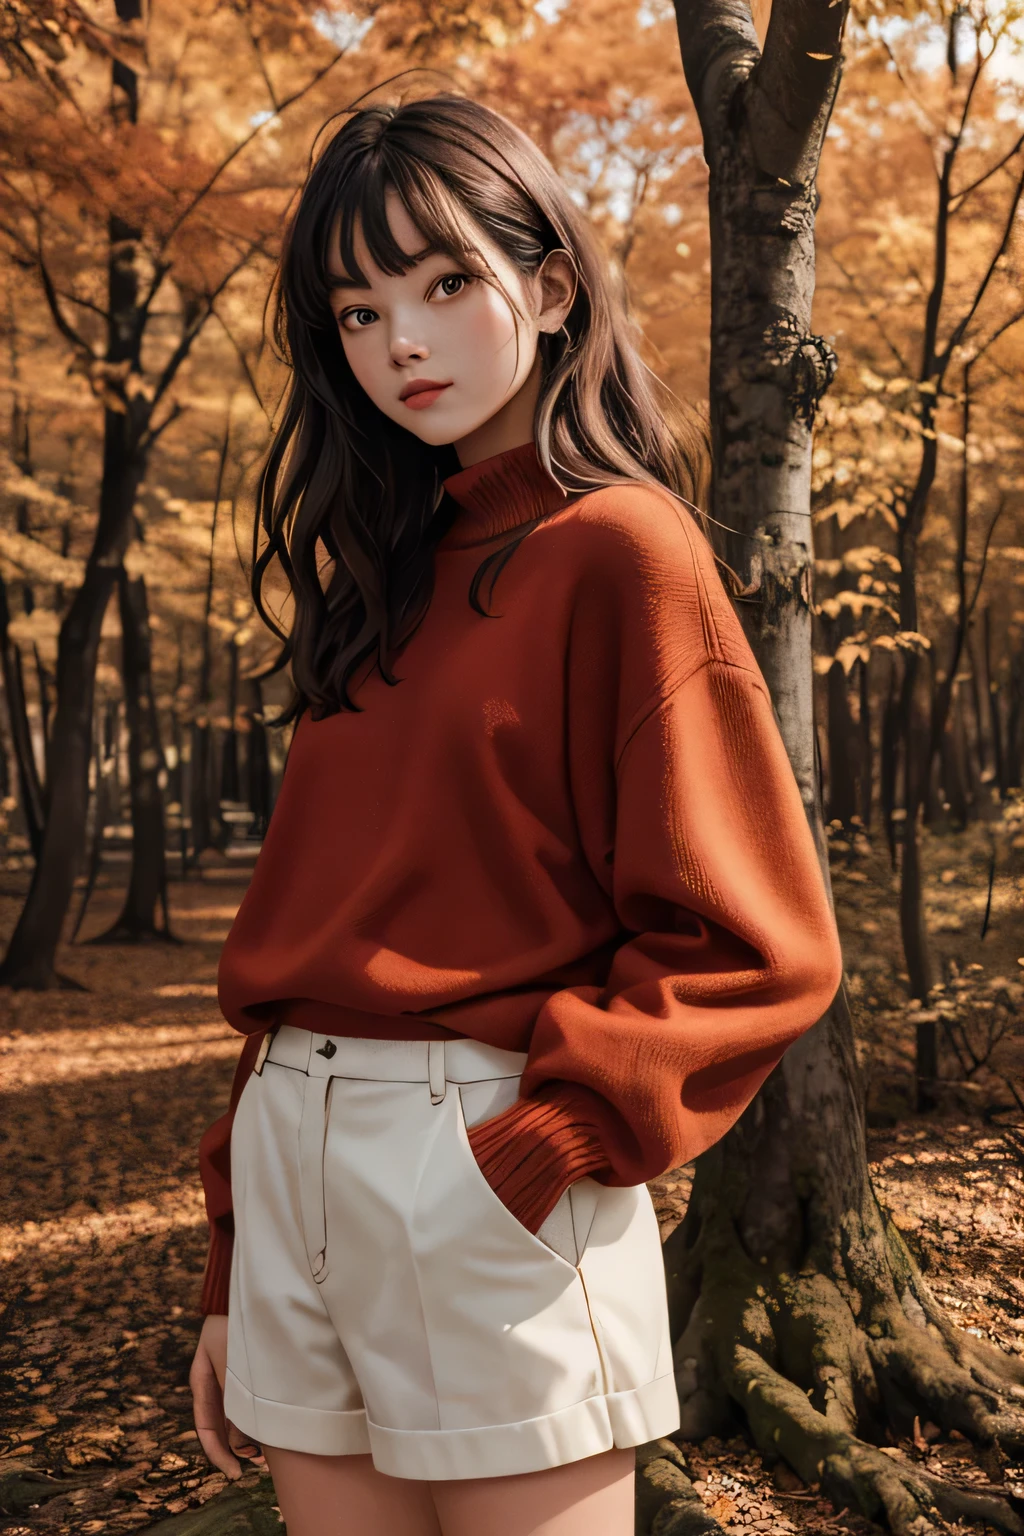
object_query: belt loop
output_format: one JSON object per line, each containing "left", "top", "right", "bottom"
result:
{"left": 253, "top": 1025, "right": 278, "bottom": 1076}
{"left": 428, "top": 1039, "right": 446, "bottom": 1104}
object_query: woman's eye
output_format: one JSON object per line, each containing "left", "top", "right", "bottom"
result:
{"left": 339, "top": 308, "right": 377, "bottom": 332}
{"left": 338, "top": 274, "right": 471, "bottom": 331}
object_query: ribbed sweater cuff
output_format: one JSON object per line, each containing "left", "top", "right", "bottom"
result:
{"left": 200, "top": 1226, "right": 233, "bottom": 1317}
{"left": 466, "top": 1084, "right": 611, "bottom": 1234}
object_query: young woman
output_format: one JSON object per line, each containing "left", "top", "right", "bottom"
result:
{"left": 188, "top": 88, "right": 843, "bottom": 1536}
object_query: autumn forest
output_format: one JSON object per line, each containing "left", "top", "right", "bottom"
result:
{"left": 1, "top": 1, "right": 1023, "bottom": 1534}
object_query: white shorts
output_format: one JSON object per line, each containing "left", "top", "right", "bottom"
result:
{"left": 223, "top": 1027, "right": 678, "bottom": 1481}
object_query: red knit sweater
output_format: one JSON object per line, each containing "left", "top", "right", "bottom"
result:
{"left": 198, "top": 439, "right": 843, "bottom": 1316}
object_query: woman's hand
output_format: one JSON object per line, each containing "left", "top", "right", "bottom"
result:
{"left": 190, "top": 1314, "right": 267, "bottom": 1478}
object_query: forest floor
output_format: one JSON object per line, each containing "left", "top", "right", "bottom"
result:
{"left": 0, "top": 820, "right": 1022, "bottom": 1536}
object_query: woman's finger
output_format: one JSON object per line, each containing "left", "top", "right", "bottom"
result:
{"left": 196, "top": 1423, "right": 243, "bottom": 1480}
{"left": 190, "top": 1348, "right": 242, "bottom": 1479}
{"left": 227, "top": 1420, "right": 267, "bottom": 1467}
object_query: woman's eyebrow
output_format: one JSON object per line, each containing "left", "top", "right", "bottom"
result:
{"left": 326, "top": 247, "right": 444, "bottom": 294}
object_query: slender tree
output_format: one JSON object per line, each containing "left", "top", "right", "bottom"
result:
{"left": 636, "top": 3, "right": 1024, "bottom": 1533}
{"left": 892, "top": 3, "right": 1024, "bottom": 1008}
{"left": 87, "top": 566, "right": 177, "bottom": 943}
{"left": 0, "top": 2, "right": 354, "bottom": 985}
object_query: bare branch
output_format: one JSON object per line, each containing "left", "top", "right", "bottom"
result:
{"left": 36, "top": 239, "right": 94, "bottom": 359}
{"left": 823, "top": 248, "right": 910, "bottom": 374}
{"left": 136, "top": 259, "right": 172, "bottom": 336}
{"left": 156, "top": 41, "right": 353, "bottom": 256}
{"left": 967, "top": 495, "right": 1007, "bottom": 620}
{"left": 56, "top": 289, "right": 111, "bottom": 322}
{"left": 211, "top": 307, "right": 272, "bottom": 424}
{"left": 137, "top": 400, "right": 184, "bottom": 457}
{"left": 969, "top": 305, "right": 1024, "bottom": 367}
{"left": 919, "top": 14, "right": 988, "bottom": 381}
{"left": 951, "top": 33, "right": 987, "bottom": 153}
{"left": 246, "top": 22, "right": 280, "bottom": 113}
{"left": 879, "top": 36, "right": 944, "bottom": 139}
{"left": 951, "top": 128, "right": 1024, "bottom": 213}
{"left": 939, "top": 157, "right": 1024, "bottom": 369}
{"left": 146, "top": 242, "right": 261, "bottom": 414}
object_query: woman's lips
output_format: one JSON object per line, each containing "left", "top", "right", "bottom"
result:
{"left": 402, "top": 384, "right": 452, "bottom": 410}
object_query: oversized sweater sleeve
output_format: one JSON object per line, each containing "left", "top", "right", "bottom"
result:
{"left": 197, "top": 1028, "right": 270, "bottom": 1316}
{"left": 467, "top": 654, "right": 844, "bottom": 1232}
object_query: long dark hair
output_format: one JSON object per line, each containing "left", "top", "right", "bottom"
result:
{"left": 251, "top": 89, "right": 710, "bottom": 723}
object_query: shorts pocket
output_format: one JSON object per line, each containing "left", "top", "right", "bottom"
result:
{"left": 456, "top": 1084, "right": 587, "bottom": 1270}
{"left": 297, "top": 1075, "right": 334, "bottom": 1285}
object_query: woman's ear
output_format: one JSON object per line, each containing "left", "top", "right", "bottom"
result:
{"left": 535, "top": 248, "right": 578, "bottom": 336}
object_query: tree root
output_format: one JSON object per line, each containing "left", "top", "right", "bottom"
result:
{"left": 635, "top": 1440, "right": 727, "bottom": 1535}
{"left": 733, "top": 1344, "right": 1024, "bottom": 1536}
{"left": 664, "top": 1181, "right": 1024, "bottom": 1536}
{"left": 83, "top": 922, "right": 181, "bottom": 945}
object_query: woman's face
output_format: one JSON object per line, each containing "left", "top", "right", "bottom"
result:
{"left": 326, "top": 186, "right": 573, "bottom": 465}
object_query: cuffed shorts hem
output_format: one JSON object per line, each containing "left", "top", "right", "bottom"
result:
{"left": 224, "top": 1367, "right": 371, "bottom": 1458}
{"left": 370, "top": 1374, "right": 681, "bottom": 1481}
{"left": 226, "top": 1367, "right": 680, "bottom": 1480}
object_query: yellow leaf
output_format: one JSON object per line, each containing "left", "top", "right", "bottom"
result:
{"left": 859, "top": 366, "right": 887, "bottom": 392}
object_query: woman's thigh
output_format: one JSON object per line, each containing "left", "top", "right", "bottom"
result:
{"left": 260, "top": 1444, "right": 635, "bottom": 1536}
{"left": 261, "top": 1447, "right": 440, "bottom": 1536}
{"left": 432, "top": 1447, "right": 636, "bottom": 1536}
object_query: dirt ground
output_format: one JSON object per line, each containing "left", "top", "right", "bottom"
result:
{"left": 1, "top": 819, "right": 1022, "bottom": 1536}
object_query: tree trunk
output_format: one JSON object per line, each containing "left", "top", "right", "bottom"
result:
{"left": 1008, "top": 649, "right": 1023, "bottom": 790}
{"left": 189, "top": 721, "right": 219, "bottom": 862}
{"left": 245, "top": 677, "right": 273, "bottom": 839}
{"left": 857, "top": 651, "right": 872, "bottom": 832}
{"left": 966, "top": 625, "right": 988, "bottom": 793}
{"left": 0, "top": 0, "right": 149, "bottom": 986}
{"left": 826, "top": 660, "right": 857, "bottom": 829}
{"left": 88, "top": 568, "right": 175, "bottom": 943}
{"left": 69, "top": 701, "right": 119, "bottom": 942}
{"left": 0, "top": 445, "right": 141, "bottom": 988}
{"left": 897, "top": 656, "right": 934, "bottom": 1005}
{"left": 983, "top": 606, "right": 1006, "bottom": 796}
{"left": 655, "top": 6, "right": 1024, "bottom": 1534}
{"left": 33, "top": 643, "right": 51, "bottom": 751}
{"left": 0, "top": 570, "right": 45, "bottom": 861}
{"left": 220, "top": 637, "right": 241, "bottom": 803}
{"left": 880, "top": 655, "right": 899, "bottom": 866}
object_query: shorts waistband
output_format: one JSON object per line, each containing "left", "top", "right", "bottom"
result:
{"left": 260, "top": 1024, "right": 528, "bottom": 1086}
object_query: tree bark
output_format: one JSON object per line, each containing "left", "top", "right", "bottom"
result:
{"left": 1008, "top": 649, "right": 1023, "bottom": 790}
{"left": 0, "top": 0, "right": 147, "bottom": 986}
{"left": 88, "top": 568, "right": 175, "bottom": 943}
{"left": 245, "top": 677, "right": 273, "bottom": 839}
{"left": 220, "top": 637, "right": 241, "bottom": 804}
{"left": 0, "top": 570, "right": 45, "bottom": 861}
{"left": 70, "top": 701, "right": 120, "bottom": 943}
{"left": 826, "top": 660, "right": 857, "bottom": 829}
{"left": 880, "top": 656, "right": 899, "bottom": 867}
{"left": 857, "top": 651, "right": 872, "bottom": 832}
{"left": 0, "top": 431, "right": 143, "bottom": 986}
{"left": 651, "top": 4, "right": 1024, "bottom": 1534}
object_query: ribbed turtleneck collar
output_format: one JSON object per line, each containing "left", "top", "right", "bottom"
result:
{"left": 437, "top": 439, "right": 575, "bottom": 551}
